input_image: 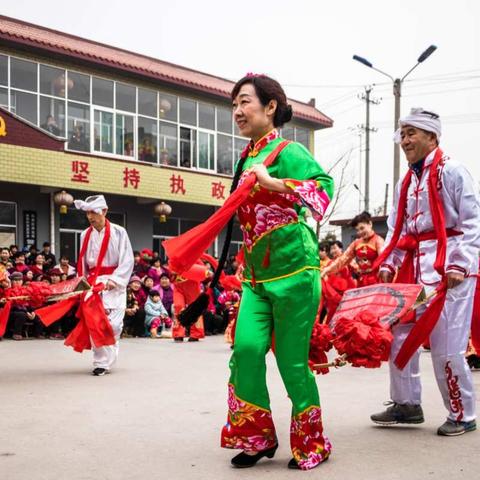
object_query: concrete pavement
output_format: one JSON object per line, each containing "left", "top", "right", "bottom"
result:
{"left": 1, "top": 336, "right": 479, "bottom": 480}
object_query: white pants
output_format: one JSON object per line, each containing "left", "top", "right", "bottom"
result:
{"left": 92, "top": 308, "right": 124, "bottom": 370}
{"left": 389, "top": 277, "right": 476, "bottom": 422}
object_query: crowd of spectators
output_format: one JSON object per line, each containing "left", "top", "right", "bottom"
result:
{"left": 0, "top": 244, "right": 242, "bottom": 343}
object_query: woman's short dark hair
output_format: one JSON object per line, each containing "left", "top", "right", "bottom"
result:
{"left": 351, "top": 211, "right": 372, "bottom": 228}
{"left": 231, "top": 75, "right": 293, "bottom": 127}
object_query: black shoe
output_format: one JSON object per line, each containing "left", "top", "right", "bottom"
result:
{"left": 92, "top": 367, "right": 108, "bottom": 376}
{"left": 188, "top": 337, "right": 199, "bottom": 342}
{"left": 174, "top": 337, "right": 184, "bottom": 342}
{"left": 231, "top": 445, "right": 278, "bottom": 468}
{"left": 371, "top": 401, "right": 424, "bottom": 425}
{"left": 288, "top": 453, "right": 328, "bottom": 470}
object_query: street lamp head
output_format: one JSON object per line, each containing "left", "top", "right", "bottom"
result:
{"left": 417, "top": 45, "right": 437, "bottom": 63}
{"left": 353, "top": 55, "right": 373, "bottom": 68}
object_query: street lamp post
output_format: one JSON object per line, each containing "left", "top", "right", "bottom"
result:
{"left": 353, "top": 45, "right": 437, "bottom": 187}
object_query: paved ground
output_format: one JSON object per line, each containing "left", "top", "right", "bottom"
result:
{"left": 1, "top": 336, "right": 479, "bottom": 480}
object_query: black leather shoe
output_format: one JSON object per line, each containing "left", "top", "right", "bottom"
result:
{"left": 231, "top": 445, "right": 278, "bottom": 468}
{"left": 288, "top": 454, "right": 329, "bottom": 470}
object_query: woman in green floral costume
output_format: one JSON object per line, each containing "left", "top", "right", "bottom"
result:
{"left": 221, "top": 74, "right": 334, "bottom": 470}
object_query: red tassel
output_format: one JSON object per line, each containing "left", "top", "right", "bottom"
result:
{"left": 262, "top": 237, "right": 271, "bottom": 268}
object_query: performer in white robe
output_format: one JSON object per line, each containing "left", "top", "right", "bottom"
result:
{"left": 372, "top": 108, "right": 480, "bottom": 436}
{"left": 74, "top": 195, "right": 134, "bottom": 376}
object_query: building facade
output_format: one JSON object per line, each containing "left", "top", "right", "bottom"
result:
{"left": 0, "top": 15, "right": 332, "bottom": 261}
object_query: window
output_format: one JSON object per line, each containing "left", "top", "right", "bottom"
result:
{"left": 180, "top": 219, "right": 201, "bottom": 234}
{"left": 67, "top": 102, "right": 90, "bottom": 152}
{"left": 217, "top": 107, "right": 232, "bottom": 134}
{"left": 296, "top": 127, "right": 310, "bottom": 150}
{"left": 198, "top": 131, "right": 214, "bottom": 170}
{"left": 199, "top": 103, "right": 215, "bottom": 130}
{"left": 40, "top": 96, "right": 65, "bottom": 137}
{"left": 159, "top": 93, "right": 177, "bottom": 121}
{"left": 0, "top": 201, "right": 16, "bottom": 246}
{"left": 10, "top": 90, "right": 37, "bottom": 124}
{"left": 138, "top": 88, "right": 157, "bottom": 117}
{"left": 68, "top": 71, "right": 90, "bottom": 103}
{"left": 217, "top": 134, "right": 233, "bottom": 175}
{"left": 159, "top": 121, "right": 178, "bottom": 166}
{"left": 94, "top": 110, "right": 114, "bottom": 153}
{"left": 40, "top": 65, "right": 66, "bottom": 97}
{"left": 282, "top": 125, "right": 295, "bottom": 140}
{"left": 92, "top": 77, "right": 113, "bottom": 108}
{"left": 0, "top": 87, "right": 7, "bottom": 108}
{"left": 179, "top": 126, "right": 196, "bottom": 168}
{"left": 179, "top": 98, "right": 196, "bottom": 126}
{"left": 116, "top": 82, "right": 136, "bottom": 112}
{"left": 138, "top": 117, "right": 158, "bottom": 163}
{"left": 0, "top": 55, "right": 7, "bottom": 86}
{"left": 116, "top": 113, "right": 134, "bottom": 157}
{"left": 10, "top": 58, "right": 37, "bottom": 92}
{"left": 234, "top": 137, "right": 249, "bottom": 162}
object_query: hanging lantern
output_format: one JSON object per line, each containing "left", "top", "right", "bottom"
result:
{"left": 154, "top": 201, "right": 172, "bottom": 223}
{"left": 53, "top": 190, "right": 74, "bottom": 214}
{"left": 159, "top": 98, "right": 172, "bottom": 118}
{"left": 53, "top": 74, "right": 74, "bottom": 97}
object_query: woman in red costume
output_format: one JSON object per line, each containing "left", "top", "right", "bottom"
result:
{"left": 322, "top": 212, "right": 384, "bottom": 287}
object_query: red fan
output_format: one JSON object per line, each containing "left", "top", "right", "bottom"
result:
{"left": 313, "top": 283, "right": 429, "bottom": 370}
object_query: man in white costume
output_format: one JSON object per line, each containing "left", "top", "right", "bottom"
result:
{"left": 371, "top": 108, "right": 480, "bottom": 436}
{"left": 74, "top": 195, "right": 134, "bottom": 376}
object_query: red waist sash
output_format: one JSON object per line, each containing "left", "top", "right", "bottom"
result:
{"left": 87, "top": 266, "right": 117, "bottom": 276}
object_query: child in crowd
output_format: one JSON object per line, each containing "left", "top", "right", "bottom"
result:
{"left": 144, "top": 289, "right": 171, "bottom": 338}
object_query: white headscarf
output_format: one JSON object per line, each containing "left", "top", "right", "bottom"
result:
{"left": 74, "top": 194, "right": 108, "bottom": 214}
{"left": 393, "top": 107, "right": 441, "bottom": 144}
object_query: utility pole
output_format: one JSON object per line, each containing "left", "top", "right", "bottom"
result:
{"left": 383, "top": 183, "right": 389, "bottom": 215}
{"left": 358, "top": 86, "right": 380, "bottom": 213}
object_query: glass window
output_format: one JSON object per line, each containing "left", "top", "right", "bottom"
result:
{"left": 138, "top": 88, "right": 157, "bottom": 117}
{"left": 296, "top": 127, "right": 310, "bottom": 150}
{"left": 217, "top": 107, "right": 232, "bottom": 134}
{"left": 180, "top": 219, "right": 201, "bottom": 234}
{"left": 10, "top": 58, "right": 37, "bottom": 92}
{"left": 10, "top": 90, "right": 37, "bottom": 124}
{"left": 159, "top": 121, "right": 178, "bottom": 166}
{"left": 0, "top": 202, "right": 16, "bottom": 226}
{"left": 234, "top": 137, "right": 249, "bottom": 162}
{"left": 0, "top": 87, "right": 8, "bottom": 108}
{"left": 40, "top": 65, "right": 65, "bottom": 97}
{"left": 94, "top": 110, "right": 114, "bottom": 153}
{"left": 115, "top": 113, "right": 134, "bottom": 157}
{"left": 198, "top": 131, "right": 214, "bottom": 170}
{"left": 281, "top": 125, "right": 295, "bottom": 140}
{"left": 40, "top": 96, "right": 65, "bottom": 137}
{"left": 68, "top": 71, "right": 90, "bottom": 103}
{"left": 217, "top": 134, "right": 233, "bottom": 175}
{"left": 92, "top": 77, "right": 113, "bottom": 108}
{"left": 159, "top": 93, "right": 177, "bottom": 121}
{"left": 179, "top": 98, "right": 196, "bottom": 126}
{"left": 199, "top": 103, "right": 215, "bottom": 130}
{"left": 179, "top": 126, "right": 196, "bottom": 168}
{"left": 116, "top": 82, "right": 136, "bottom": 112}
{"left": 138, "top": 117, "right": 158, "bottom": 163}
{"left": 67, "top": 102, "right": 90, "bottom": 152}
{"left": 0, "top": 55, "right": 7, "bottom": 86}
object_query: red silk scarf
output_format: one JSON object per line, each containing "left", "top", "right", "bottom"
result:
{"left": 36, "top": 219, "right": 115, "bottom": 352}
{"left": 372, "top": 148, "right": 452, "bottom": 369}
{"left": 163, "top": 141, "right": 291, "bottom": 275}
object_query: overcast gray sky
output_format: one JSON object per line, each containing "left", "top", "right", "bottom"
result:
{"left": 3, "top": 0, "right": 480, "bottom": 221}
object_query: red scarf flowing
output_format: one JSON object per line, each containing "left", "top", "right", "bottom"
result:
{"left": 163, "top": 141, "right": 290, "bottom": 275}
{"left": 372, "top": 148, "right": 451, "bottom": 369}
{"left": 36, "top": 220, "right": 115, "bottom": 352}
